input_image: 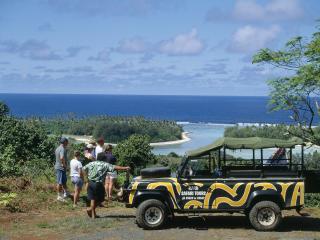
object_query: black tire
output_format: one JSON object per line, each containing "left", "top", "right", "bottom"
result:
{"left": 249, "top": 201, "right": 282, "bottom": 231}
{"left": 136, "top": 199, "right": 168, "bottom": 230}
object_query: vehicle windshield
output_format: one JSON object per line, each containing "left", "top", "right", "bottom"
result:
{"left": 182, "top": 157, "right": 216, "bottom": 178}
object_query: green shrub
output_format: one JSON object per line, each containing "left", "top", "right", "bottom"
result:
{"left": 113, "top": 134, "right": 155, "bottom": 175}
{"left": 305, "top": 193, "right": 320, "bottom": 207}
{"left": 0, "top": 115, "right": 57, "bottom": 177}
{"left": 0, "top": 193, "right": 17, "bottom": 207}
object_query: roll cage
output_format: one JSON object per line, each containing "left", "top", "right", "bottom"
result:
{"left": 177, "top": 137, "right": 306, "bottom": 179}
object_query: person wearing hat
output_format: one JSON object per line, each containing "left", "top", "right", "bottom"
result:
{"left": 95, "top": 137, "right": 105, "bottom": 159}
{"left": 55, "top": 137, "right": 69, "bottom": 202}
{"left": 84, "top": 143, "right": 96, "bottom": 161}
{"left": 83, "top": 152, "right": 130, "bottom": 219}
{"left": 88, "top": 139, "right": 97, "bottom": 157}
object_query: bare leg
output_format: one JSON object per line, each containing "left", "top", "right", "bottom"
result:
{"left": 57, "top": 184, "right": 63, "bottom": 196}
{"left": 62, "top": 184, "right": 68, "bottom": 197}
{"left": 92, "top": 200, "right": 97, "bottom": 219}
{"left": 108, "top": 178, "right": 114, "bottom": 201}
{"left": 105, "top": 177, "right": 110, "bottom": 201}
{"left": 73, "top": 186, "right": 81, "bottom": 205}
{"left": 87, "top": 200, "right": 96, "bottom": 218}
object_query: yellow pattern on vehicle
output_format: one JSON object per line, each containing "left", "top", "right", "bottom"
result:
{"left": 173, "top": 182, "right": 182, "bottom": 194}
{"left": 129, "top": 182, "right": 140, "bottom": 204}
{"left": 214, "top": 183, "right": 243, "bottom": 197}
{"left": 214, "top": 183, "right": 254, "bottom": 209}
{"left": 277, "top": 182, "right": 294, "bottom": 202}
{"left": 291, "top": 182, "right": 304, "bottom": 206}
{"left": 204, "top": 183, "right": 243, "bottom": 207}
{"left": 184, "top": 200, "right": 203, "bottom": 209}
{"left": 182, "top": 182, "right": 204, "bottom": 188}
{"left": 254, "top": 182, "right": 277, "bottom": 191}
{"left": 147, "top": 182, "right": 179, "bottom": 208}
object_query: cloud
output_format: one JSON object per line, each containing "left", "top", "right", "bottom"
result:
{"left": 234, "top": 0, "right": 303, "bottom": 21}
{"left": 139, "top": 53, "right": 154, "bottom": 63}
{"left": 44, "top": 68, "right": 70, "bottom": 73}
{"left": 0, "top": 39, "right": 62, "bottom": 60}
{"left": 206, "top": 0, "right": 304, "bottom": 22}
{"left": 101, "top": 29, "right": 204, "bottom": 58}
{"left": 236, "top": 65, "right": 276, "bottom": 86}
{"left": 110, "top": 61, "right": 134, "bottom": 71}
{"left": 88, "top": 49, "right": 110, "bottom": 62}
{"left": 158, "top": 28, "right": 205, "bottom": 56}
{"left": 201, "top": 63, "right": 228, "bottom": 75}
{"left": 73, "top": 66, "right": 94, "bottom": 73}
{"left": 38, "top": 23, "right": 54, "bottom": 32}
{"left": 115, "top": 38, "right": 149, "bottom": 54}
{"left": 35, "top": 66, "right": 94, "bottom": 74}
{"left": 66, "top": 46, "right": 87, "bottom": 57}
{"left": 229, "top": 25, "right": 281, "bottom": 53}
{"left": 44, "top": 0, "right": 182, "bottom": 18}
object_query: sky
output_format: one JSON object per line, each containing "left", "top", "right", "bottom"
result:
{"left": 0, "top": 0, "right": 319, "bottom": 96}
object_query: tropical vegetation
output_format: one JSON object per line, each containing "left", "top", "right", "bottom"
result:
{"left": 253, "top": 23, "right": 320, "bottom": 145}
{"left": 41, "top": 115, "right": 183, "bottom": 143}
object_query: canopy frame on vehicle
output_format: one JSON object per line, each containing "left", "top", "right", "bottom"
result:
{"left": 183, "top": 137, "right": 305, "bottom": 177}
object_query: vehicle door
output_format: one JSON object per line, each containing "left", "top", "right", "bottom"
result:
{"left": 178, "top": 157, "right": 215, "bottom": 210}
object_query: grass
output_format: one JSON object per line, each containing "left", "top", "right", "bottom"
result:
{"left": 1, "top": 206, "right": 130, "bottom": 239}
{"left": 0, "top": 176, "right": 129, "bottom": 239}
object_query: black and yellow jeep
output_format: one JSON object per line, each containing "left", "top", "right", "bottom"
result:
{"left": 122, "top": 137, "right": 320, "bottom": 231}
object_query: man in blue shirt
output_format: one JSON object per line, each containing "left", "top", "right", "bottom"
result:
{"left": 55, "top": 137, "right": 69, "bottom": 202}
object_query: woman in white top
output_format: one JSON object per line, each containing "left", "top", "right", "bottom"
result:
{"left": 95, "top": 137, "right": 105, "bottom": 159}
{"left": 70, "top": 151, "right": 84, "bottom": 207}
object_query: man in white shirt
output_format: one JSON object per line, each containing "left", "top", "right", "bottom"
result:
{"left": 70, "top": 150, "right": 84, "bottom": 207}
{"left": 95, "top": 137, "right": 105, "bottom": 159}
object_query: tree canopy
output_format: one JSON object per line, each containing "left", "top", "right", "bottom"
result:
{"left": 0, "top": 102, "right": 56, "bottom": 177}
{"left": 253, "top": 23, "right": 320, "bottom": 145}
{"left": 113, "top": 134, "right": 155, "bottom": 174}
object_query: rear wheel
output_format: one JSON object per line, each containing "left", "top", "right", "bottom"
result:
{"left": 136, "top": 199, "right": 168, "bottom": 230}
{"left": 249, "top": 201, "right": 282, "bottom": 231}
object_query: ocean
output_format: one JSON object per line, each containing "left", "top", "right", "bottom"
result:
{"left": 0, "top": 93, "right": 292, "bottom": 124}
{"left": 1, "top": 94, "right": 316, "bottom": 155}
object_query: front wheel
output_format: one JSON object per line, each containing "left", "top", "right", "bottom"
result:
{"left": 249, "top": 201, "right": 282, "bottom": 231}
{"left": 136, "top": 199, "right": 168, "bottom": 230}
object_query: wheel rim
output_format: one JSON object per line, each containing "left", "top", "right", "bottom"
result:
{"left": 145, "top": 207, "right": 163, "bottom": 225}
{"left": 257, "top": 207, "right": 276, "bottom": 226}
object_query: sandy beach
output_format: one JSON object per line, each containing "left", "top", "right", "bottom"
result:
{"left": 65, "top": 132, "right": 191, "bottom": 147}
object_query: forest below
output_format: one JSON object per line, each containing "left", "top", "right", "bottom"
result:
{"left": 41, "top": 116, "right": 183, "bottom": 143}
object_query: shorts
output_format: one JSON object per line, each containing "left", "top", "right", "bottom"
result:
{"left": 87, "top": 181, "right": 105, "bottom": 202}
{"left": 71, "top": 176, "right": 83, "bottom": 189}
{"left": 106, "top": 171, "right": 117, "bottom": 179}
{"left": 56, "top": 169, "right": 67, "bottom": 185}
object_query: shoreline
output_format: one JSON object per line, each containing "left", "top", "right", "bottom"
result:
{"left": 65, "top": 132, "right": 191, "bottom": 147}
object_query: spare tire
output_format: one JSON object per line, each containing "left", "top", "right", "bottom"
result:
{"left": 140, "top": 167, "right": 171, "bottom": 179}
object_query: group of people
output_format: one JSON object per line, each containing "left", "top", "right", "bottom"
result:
{"left": 54, "top": 137, "right": 130, "bottom": 219}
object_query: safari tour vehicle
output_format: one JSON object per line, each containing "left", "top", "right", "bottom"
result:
{"left": 122, "top": 137, "right": 320, "bottom": 231}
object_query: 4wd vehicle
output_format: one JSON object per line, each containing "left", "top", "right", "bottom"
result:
{"left": 121, "top": 137, "right": 320, "bottom": 231}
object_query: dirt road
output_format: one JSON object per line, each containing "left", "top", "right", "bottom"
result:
{"left": 1, "top": 207, "right": 320, "bottom": 240}
{"left": 73, "top": 208, "right": 320, "bottom": 240}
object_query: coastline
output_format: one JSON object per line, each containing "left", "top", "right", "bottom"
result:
{"left": 65, "top": 132, "right": 191, "bottom": 147}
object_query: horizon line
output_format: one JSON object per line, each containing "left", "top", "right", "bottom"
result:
{"left": 0, "top": 92, "right": 270, "bottom": 98}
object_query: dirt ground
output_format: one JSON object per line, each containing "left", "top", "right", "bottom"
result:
{"left": 1, "top": 206, "right": 320, "bottom": 240}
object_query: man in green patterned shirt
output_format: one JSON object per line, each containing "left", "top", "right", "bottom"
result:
{"left": 83, "top": 152, "right": 130, "bottom": 219}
